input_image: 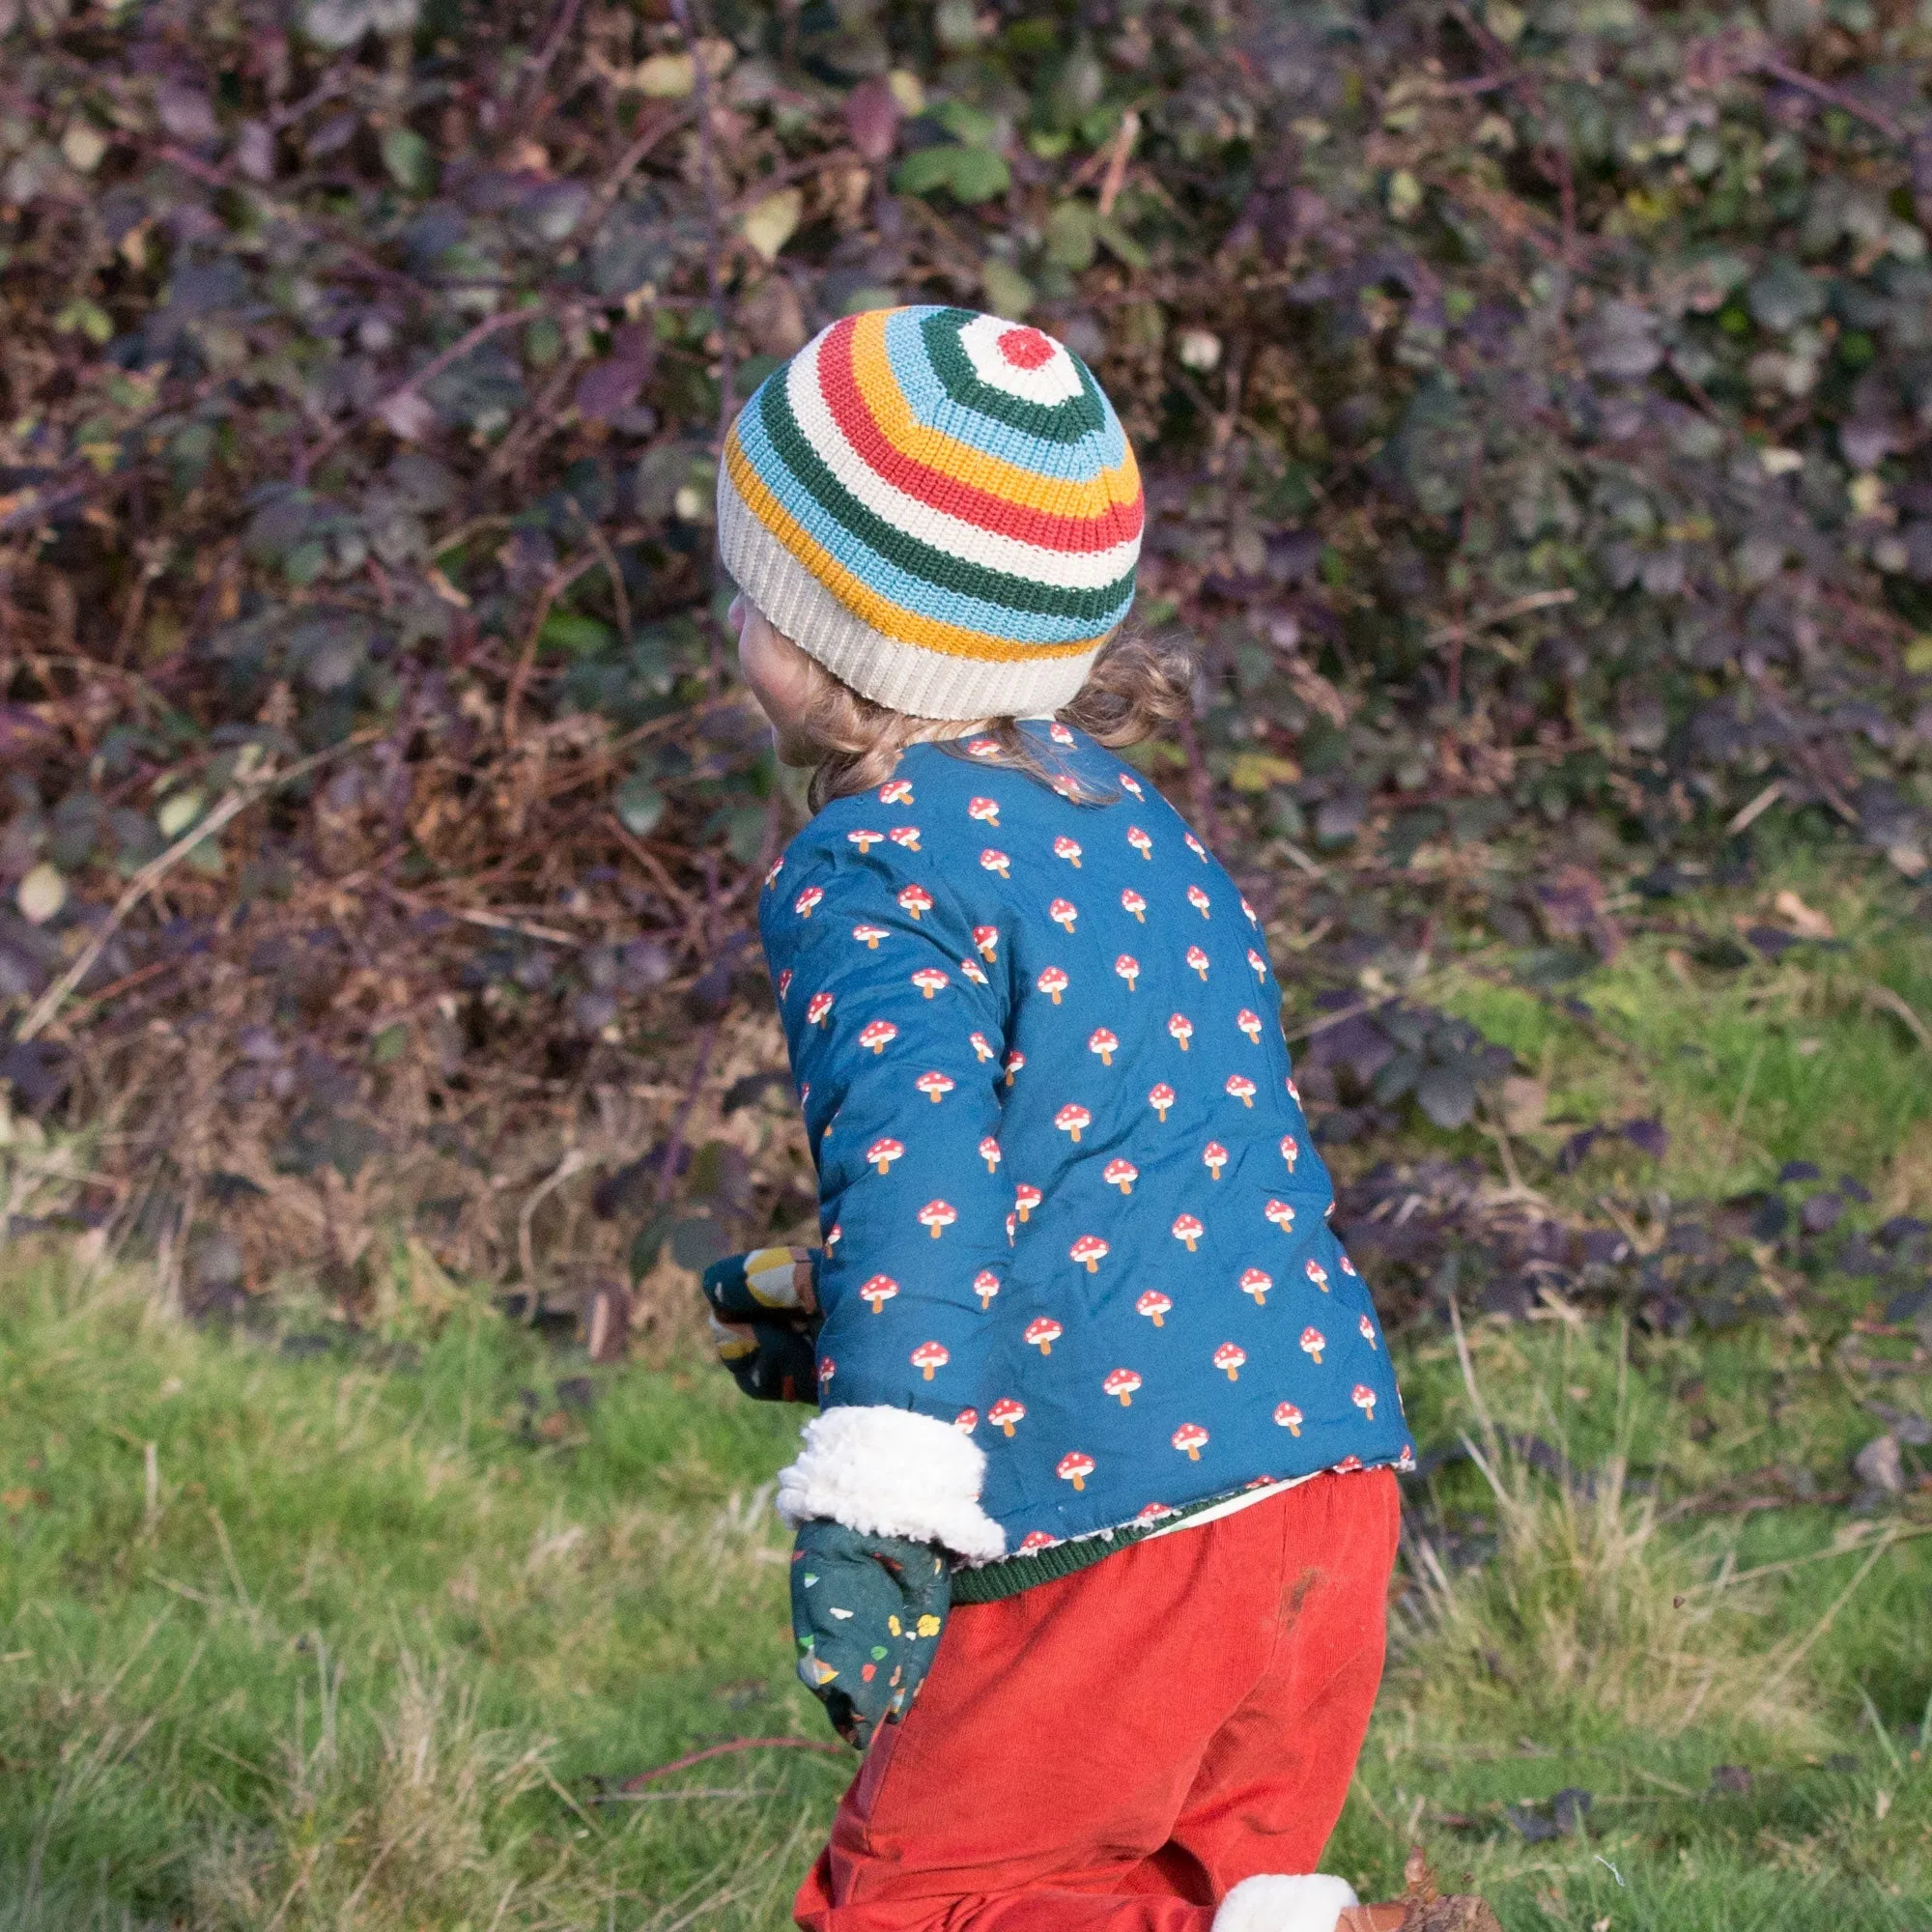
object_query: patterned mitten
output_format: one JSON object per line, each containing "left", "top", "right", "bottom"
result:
{"left": 700, "top": 1247, "right": 822, "bottom": 1403}
{"left": 789, "top": 1518, "right": 951, "bottom": 1749}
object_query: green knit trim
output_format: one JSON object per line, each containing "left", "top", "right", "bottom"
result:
{"left": 920, "top": 308, "right": 1109, "bottom": 443}
{"left": 755, "top": 376, "right": 1136, "bottom": 624}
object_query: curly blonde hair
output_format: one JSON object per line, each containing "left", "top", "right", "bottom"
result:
{"left": 792, "top": 630, "right": 1199, "bottom": 812}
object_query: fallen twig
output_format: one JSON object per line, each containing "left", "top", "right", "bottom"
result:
{"left": 617, "top": 1735, "right": 848, "bottom": 1794}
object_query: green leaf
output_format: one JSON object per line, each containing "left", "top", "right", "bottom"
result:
{"left": 934, "top": 99, "right": 999, "bottom": 148}
{"left": 894, "top": 144, "right": 1010, "bottom": 204}
{"left": 614, "top": 777, "right": 666, "bottom": 837}
{"left": 980, "top": 258, "right": 1035, "bottom": 319}
{"left": 1094, "top": 213, "right": 1149, "bottom": 270}
{"left": 1045, "top": 199, "right": 1098, "bottom": 271}
{"left": 380, "top": 126, "right": 437, "bottom": 195}
{"left": 540, "top": 611, "right": 615, "bottom": 656}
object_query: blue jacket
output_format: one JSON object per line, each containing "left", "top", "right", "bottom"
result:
{"left": 759, "top": 724, "right": 1411, "bottom": 1562}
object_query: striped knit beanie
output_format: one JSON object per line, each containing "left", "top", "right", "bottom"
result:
{"left": 717, "top": 305, "right": 1143, "bottom": 722}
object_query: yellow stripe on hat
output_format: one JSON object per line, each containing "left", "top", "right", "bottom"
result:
{"left": 725, "top": 429, "right": 1104, "bottom": 665}
{"left": 847, "top": 310, "right": 1140, "bottom": 524}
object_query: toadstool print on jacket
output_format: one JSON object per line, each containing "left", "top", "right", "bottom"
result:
{"left": 1214, "top": 1343, "right": 1246, "bottom": 1382}
{"left": 1088, "top": 1028, "right": 1119, "bottom": 1066}
{"left": 1056, "top": 1450, "right": 1095, "bottom": 1492}
{"left": 852, "top": 923, "right": 888, "bottom": 949}
{"left": 970, "top": 1033, "right": 996, "bottom": 1065}
{"left": 879, "top": 779, "right": 914, "bottom": 808}
{"left": 1053, "top": 836, "right": 1082, "bottom": 868}
{"left": 1280, "top": 1132, "right": 1299, "bottom": 1172}
{"left": 1048, "top": 897, "right": 1078, "bottom": 934}
{"left": 1004, "top": 1049, "right": 1025, "bottom": 1086}
{"left": 1239, "top": 1266, "right": 1272, "bottom": 1308}
{"left": 954, "top": 1407, "right": 977, "bottom": 1433}
{"left": 973, "top": 923, "right": 999, "bottom": 961}
{"left": 1037, "top": 966, "right": 1069, "bottom": 1005}
{"left": 1148, "top": 1082, "right": 1176, "bottom": 1122}
{"left": 1247, "top": 948, "right": 1268, "bottom": 981}
{"left": 1069, "top": 1235, "right": 1109, "bottom": 1274}
{"left": 897, "top": 883, "right": 933, "bottom": 922}
{"left": 968, "top": 796, "right": 1000, "bottom": 829}
{"left": 861, "top": 1275, "right": 898, "bottom": 1314}
{"left": 1306, "top": 1258, "right": 1329, "bottom": 1293}
{"left": 794, "top": 885, "right": 825, "bottom": 918}
{"left": 1203, "top": 1142, "right": 1229, "bottom": 1180}
{"left": 1172, "top": 1422, "right": 1208, "bottom": 1461}
{"left": 1351, "top": 1383, "right": 1378, "bottom": 1421}
{"left": 1115, "top": 953, "right": 1140, "bottom": 992}
{"left": 1225, "top": 1074, "right": 1257, "bottom": 1108}
{"left": 1172, "top": 1212, "right": 1204, "bottom": 1253}
{"left": 1358, "top": 1313, "right": 1378, "bottom": 1350}
{"left": 917, "top": 1200, "right": 956, "bottom": 1240}
{"left": 980, "top": 847, "right": 1010, "bottom": 879}
{"left": 857, "top": 1020, "right": 897, "bottom": 1055}
{"left": 1264, "top": 1199, "right": 1295, "bottom": 1235}
{"left": 1055, "top": 1103, "right": 1091, "bottom": 1144}
{"left": 1014, "top": 1183, "right": 1041, "bottom": 1223}
{"left": 1236, "top": 1008, "right": 1264, "bottom": 1044}
{"left": 1274, "top": 1402, "right": 1303, "bottom": 1436}
{"left": 1187, "top": 884, "right": 1211, "bottom": 919}
{"left": 916, "top": 1070, "right": 955, "bottom": 1104}
{"left": 1299, "top": 1325, "right": 1325, "bottom": 1364}
{"left": 1136, "top": 1290, "right": 1173, "bottom": 1328}
{"left": 806, "top": 992, "right": 835, "bottom": 1027}
{"left": 1126, "top": 825, "right": 1152, "bottom": 861}
{"left": 973, "top": 1269, "right": 1000, "bottom": 1311}
{"left": 1103, "top": 1157, "right": 1138, "bottom": 1195}
{"left": 1122, "top": 887, "right": 1148, "bottom": 923}
{"left": 1186, "top": 945, "right": 1209, "bottom": 981}
{"left": 911, "top": 966, "right": 950, "bottom": 999}
{"left": 1103, "top": 1368, "right": 1142, "bottom": 1406}
{"left": 909, "top": 1341, "right": 950, "bottom": 1380}
{"left": 889, "top": 826, "right": 921, "bottom": 853}
{"left": 866, "top": 1138, "right": 904, "bottom": 1176}
{"left": 978, "top": 1136, "right": 1001, "bottom": 1174}
{"left": 848, "top": 829, "right": 885, "bottom": 854}
{"left": 988, "top": 1396, "right": 1025, "bottom": 1437}
{"left": 1025, "top": 1317, "right": 1062, "bottom": 1356}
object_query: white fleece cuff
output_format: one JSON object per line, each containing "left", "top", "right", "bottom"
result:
{"left": 776, "top": 1406, "right": 1008, "bottom": 1563}
{"left": 1213, "top": 1874, "right": 1360, "bottom": 1932}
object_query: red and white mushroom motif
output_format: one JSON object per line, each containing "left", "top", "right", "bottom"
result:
{"left": 819, "top": 1357, "right": 835, "bottom": 1386}
{"left": 824, "top": 1223, "right": 841, "bottom": 1250}
{"left": 911, "top": 966, "right": 950, "bottom": 999}
{"left": 1119, "top": 771, "right": 1145, "bottom": 798}
{"left": 861, "top": 1274, "right": 898, "bottom": 1314}
{"left": 1186, "top": 945, "right": 1210, "bottom": 981}
{"left": 794, "top": 885, "right": 824, "bottom": 918}
{"left": 1300, "top": 1324, "right": 1326, "bottom": 1364}
{"left": 852, "top": 923, "right": 888, "bottom": 949}
{"left": 1351, "top": 1383, "right": 1378, "bottom": 1421}
{"left": 1049, "top": 897, "right": 1079, "bottom": 933}
{"left": 889, "top": 826, "right": 922, "bottom": 852}
{"left": 916, "top": 1070, "right": 955, "bottom": 1104}
{"left": 1265, "top": 1199, "right": 1296, "bottom": 1235}
{"left": 1172, "top": 1212, "right": 1205, "bottom": 1253}
{"left": 1286, "top": 1074, "right": 1302, "bottom": 1103}
{"left": 1185, "top": 834, "right": 1208, "bottom": 862}
{"left": 858, "top": 1020, "right": 897, "bottom": 1055}
{"left": 764, "top": 855, "right": 785, "bottom": 890}
{"left": 1280, "top": 1133, "right": 1300, "bottom": 1172}
{"left": 1126, "top": 825, "right": 1153, "bottom": 861}
{"left": 973, "top": 1269, "right": 1001, "bottom": 1310}
{"left": 866, "top": 1138, "right": 904, "bottom": 1175}
{"left": 1236, "top": 1009, "right": 1264, "bottom": 1044}
{"left": 978, "top": 1136, "right": 1002, "bottom": 1174}
{"left": 1014, "top": 1183, "right": 1042, "bottom": 1222}
{"left": 1103, "top": 1157, "right": 1138, "bottom": 1195}
{"left": 918, "top": 1200, "right": 957, "bottom": 1239}
{"left": 970, "top": 1032, "right": 996, "bottom": 1064}
{"left": 848, "top": 828, "right": 884, "bottom": 853}
{"left": 1248, "top": 949, "right": 1269, "bottom": 981}
{"left": 1149, "top": 1083, "right": 1176, "bottom": 1122}
{"left": 1172, "top": 1422, "right": 1209, "bottom": 1461}
{"left": 1053, "top": 836, "right": 1083, "bottom": 868}
{"left": 1050, "top": 720, "right": 1076, "bottom": 746}
{"left": 1037, "top": 966, "right": 1070, "bottom": 1005}
{"left": 1334, "top": 1454, "right": 1364, "bottom": 1474}
{"left": 1056, "top": 1450, "right": 1095, "bottom": 1492}
{"left": 1241, "top": 895, "right": 1260, "bottom": 925}
{"left": 1004, "top": 1049, "right": 1026, "bottom": 1086}
{"left": 980, "top": 848, "right": 1010, "bottom": 878}
{"left": 1089, "top": 1028, "right": 1120, "bottom": 1066}
{"left": 1305, "top": 1258, "right": 1329, "bottom": 1293}
{"left": 1203, "top": 1142, "right": 1230, "bottom": 1180}
{"left": 1214, "top": 1343, "right": 1247, "bottom": 1382}
{"left": 777, "top": 969, "right": 793, "bottom": 998}
{"left": 911, "top": 1341, "right": 950, "bottom": 1380}
{"left": 973, "top": 923, "right": 999, "bottom": 961}
{"left": 1226, "top": 1074, "right": 1258, "bottom": 1108}
{"left": 1024, "top": 1317, "right": 1063, "bottom": 1355}
{"left": 1358, "top": 1313, "right": 1378, "bottom": 1350}
{"left": 1239, "top": 1266, "right": 1273, "bottom": 1307}
{"left": 1168, "top": 1013, "right": 1195, "bottom": 1052}
{"left": 879, "top": 779, "right": 915, "bottom": 807}
{"left": 1104, "top": 1368, "right": 1142, "bottom": 1406}
{"left": 1136, "top": 1289, "right": 1173, "bottom": 1327}
{"left": 897, "top": 883, "right": 933, "bottom": 921}
{"left": 1274, "top": 1402, "right": 1304, "bottom": 1436}
{"left": 954, "top": 1407, "right": 978, "bottom": 1433}
{"left": 1116, "top": 953, "right": 1140, "bottom": 992}
{"left": 806, "top": 991, "right": 835, "bottom": 1026}
{"left": 1069, "top": 1234, "right": 1110, "bottom": 1274}
{"left": 1122, "top": 888, "right": 1148, "bottom": 923}
{"left": 1397, "top": 1443, "right": 1416, "bottom": 1471}
{"left": 1339, "top": 1252, "right": 1357, "bottom": 1276}
{"left": 1187, "top": 885, "right": 1211, "bottom": 919}
{"left": 968, "top": 796, "right": 1000, "bottom": 827}
{"left": 1054, "top": 1102, "right": 1092, "bottom": 1143}
{"left": 989, "top": 1397, "right": 1025, "bottom": 1436}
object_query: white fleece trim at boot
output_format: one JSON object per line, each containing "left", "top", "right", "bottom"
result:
{"left": 776, "top": 1406, "right": 1008, "bottom": 1562}
{"left": 1213, "top": 1874, "right": 1361, "bottom": 1932}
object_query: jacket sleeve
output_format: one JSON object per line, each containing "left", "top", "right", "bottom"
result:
{"left": 759, "top": 831, "right": 1010, "bottom": 1562}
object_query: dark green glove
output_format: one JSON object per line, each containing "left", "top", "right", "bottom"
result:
{"left": 790, "top": 1518, "right": 951, "bottom": 1749}
{"left": 700, "top": 1247, "right": 822, "bottom": 1403}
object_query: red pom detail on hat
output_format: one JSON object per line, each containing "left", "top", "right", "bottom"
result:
{"left": 996, "top": 326, "right": 1056, "bottom": 370}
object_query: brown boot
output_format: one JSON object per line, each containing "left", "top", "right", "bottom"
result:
{"left": 1336, "top": 1849, "right": 1503, "bottom": 1932}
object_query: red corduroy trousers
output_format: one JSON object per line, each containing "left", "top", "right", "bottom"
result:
{"left": 794, "top": 1467, "right": 1400, "bottom": 1932}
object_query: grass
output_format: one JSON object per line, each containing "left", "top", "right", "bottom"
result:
{"left": 3, "top": 861, "right": 1930, "bottom": 1930}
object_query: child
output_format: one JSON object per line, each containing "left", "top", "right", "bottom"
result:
{"left": 706, "top": 306, "right": 1414, "bottom": 1932}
